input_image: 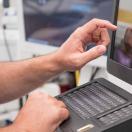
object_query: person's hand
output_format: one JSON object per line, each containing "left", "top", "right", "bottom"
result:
{"left": 55, "top": 18, "right": 117, "bottom": 71}
{"left": 13, "top": 92, "right": 69, "bottom": 132}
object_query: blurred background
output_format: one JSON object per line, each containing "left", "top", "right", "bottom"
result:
{"left": 0, "top": 0, "right": 131, "bottom": 127}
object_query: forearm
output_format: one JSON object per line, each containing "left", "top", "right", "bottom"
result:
{"left": 0, "top": 127, "right": 14, "bottom": 132}
{"left": 0, "top": 123, "right": 28, "bottom": 132}
{"left": 0, "top": 125, "right": 19, "bottom": 132}
{"left": 0, "top": 52, "right": 61, "bottom": 103}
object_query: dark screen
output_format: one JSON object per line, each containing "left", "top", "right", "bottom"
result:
{"left": 23, "top": 0, "right": 114, "bottom": 47}
{"left": 112, "top": 0, "right": 132, "bottom": 68}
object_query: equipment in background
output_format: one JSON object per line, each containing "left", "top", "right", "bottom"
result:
{"left": 3, "top": 0, "right": 10, "bottom": 8}
{"left": 1, "top": 0, "right": 13, "bottom": 60}
{"left": 22, "top": 0, "right": 114, "bottom": 47}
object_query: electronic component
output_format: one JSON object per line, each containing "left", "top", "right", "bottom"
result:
{"left": 57, "top": 79, "right": 132, "bottom": 132}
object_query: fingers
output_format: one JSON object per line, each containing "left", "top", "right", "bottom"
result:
{"left": 56, "top": 100, "right": 67, "bottom": 108}
{"left": 81, "top": 45, "right": 106, "bottom": 65}
{"left": 17, "top": 91, "right": 70, "bottom": 132}
{"left": 96, "top": 28, "right": 110, "bottom": 46}
{"left": 30, "top": 91, "right": 69, "bottom": 121}
{"left": 70, "top": 18, "right": 117, "bottom": 45}
{"left": 83, "top": 18, "right": 117, "bottom": 32}
{"left": 60, "top": 108, "right": 70, "bottom": 121}
{"left": 54, "top": 101, "right": 69, "bottom": 128}
{"left": 55, "top": 100, "right": 69, "bottom": 121}
{"left": 57, "top": 108, "right": 70, "bottom": 127}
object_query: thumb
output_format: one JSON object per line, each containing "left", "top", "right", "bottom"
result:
{"left": 81, "top": 45, "right": 106, "bottom": 65}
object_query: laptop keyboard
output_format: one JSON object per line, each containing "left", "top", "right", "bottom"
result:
{"left": 98, "top": 104, "right": 132, "bottom": 125}
{"left": 61, "top": 83, "right": 127, "bottom": 120}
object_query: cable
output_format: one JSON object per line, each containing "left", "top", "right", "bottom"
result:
{"left": 1, "top": 0, "right": 13, "bottom": 61}
{"left": 90, "top": 67, "right": 100, "bottom": 81}
{"left": 19, "top": 98, "right": 23, "bottom": 110}
{"left": 2, "top": 24, "right": 13, "bottom": 61}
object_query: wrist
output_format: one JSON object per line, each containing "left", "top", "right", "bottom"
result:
{"left": 28, "top": 51, "right": 64, "bottom": 80}
{"left": 46, "top": 51, "right": 64, "bottom": 73}
{"left": 41, "top": 51, "right": 64, "bottom": 74}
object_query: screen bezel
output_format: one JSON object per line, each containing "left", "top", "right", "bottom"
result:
{"left": 107, "top": 0, "right": 132, "bottom": 85}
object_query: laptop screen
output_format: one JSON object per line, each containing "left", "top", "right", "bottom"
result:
{"left": 23, "top": 0, "right": 114, "bottom": 47}
{"left": 112, "top": 0, "right": 132, "bottom": 68}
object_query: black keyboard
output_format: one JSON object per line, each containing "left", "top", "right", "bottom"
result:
{"left": 57, "top": 79, "right": 132, "bottom": 132}
{"left": 98, "top": 104, "right": 132, "bottom": 125}
{"left": 61, "top": 83, "right": 127, "bottom": 120}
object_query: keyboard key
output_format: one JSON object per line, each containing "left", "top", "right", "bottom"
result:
{"left": 99, "top": 105, "right": 132, "bottom": 125}
{"left": 93, "top": 83, "right": 126, "bottom": 104}
{"left": 61, "top": 83, "right": 127, "bottom": 120}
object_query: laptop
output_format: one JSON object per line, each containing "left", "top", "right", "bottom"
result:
{"left": 57, "top": 0, "right": 132, "bottom": 132}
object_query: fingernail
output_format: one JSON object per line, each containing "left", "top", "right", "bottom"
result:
{"left": 112, "top": 25, "right": 117, "bottom": 30}
{"left": 114, "top": 26, "right": 117, "bottom": 30}
{"left": 97, "top": 45, "right": 106, "bottom": 54}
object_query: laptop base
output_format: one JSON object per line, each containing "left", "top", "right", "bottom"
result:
{"left": 57, "top": 78, "right": 132, "bottom": 132}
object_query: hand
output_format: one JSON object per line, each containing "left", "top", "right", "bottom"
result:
{"left": 13, "top": 92, "right": 69, "bottom": 132}
{"left": 55, "top": 18, "right": 117, "bottom": 71}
